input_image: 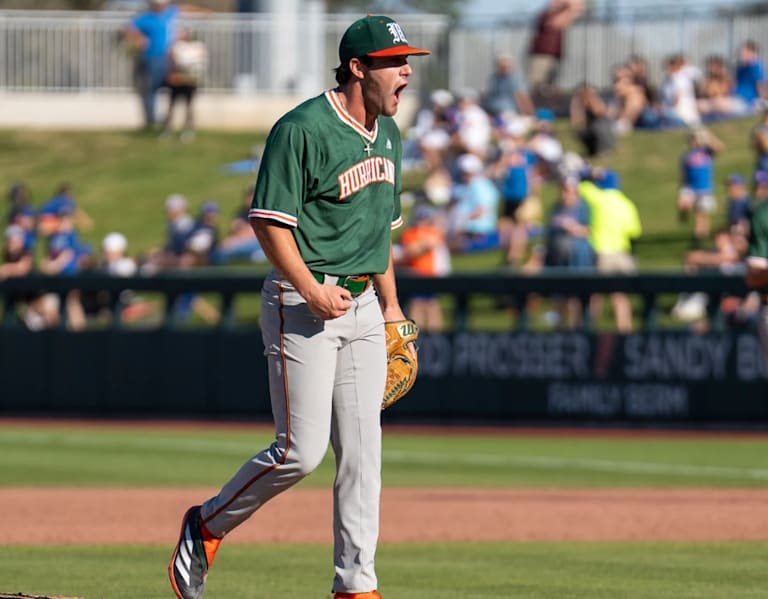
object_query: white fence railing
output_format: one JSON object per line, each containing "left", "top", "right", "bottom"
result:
{"left": 449, "top": 13, "right": 768, "bottom": 95}
{"left": 0, "top": 11, "right": 449, "bottom": 94}
{"left": 0, "top": 10, "right": 767, "bottom": 98}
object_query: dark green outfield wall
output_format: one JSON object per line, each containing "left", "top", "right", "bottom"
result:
{"left": 2, "top": 328, "right": 767, "bottom": 425}
{"left": 1, "top": 270, "right": 766, "bottom": 425}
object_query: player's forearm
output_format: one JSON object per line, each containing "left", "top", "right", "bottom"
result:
{"left": 250, "top": 218, "right": 318, "bottom": 299}
{"left": 374, "top": 248, "right": 406, "bottom": 320}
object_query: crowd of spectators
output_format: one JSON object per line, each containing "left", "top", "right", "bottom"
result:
{"left": 3, "top": 17, "right": 768, "bottom": 333}
{"left": 0, "top": 180, "right": 267, "bottom": 330}
{"left": 396, "top": 30, "right": 768, "bottom": 332}
{"left": 566, "top": 40, "right": 766, "bottom": 151}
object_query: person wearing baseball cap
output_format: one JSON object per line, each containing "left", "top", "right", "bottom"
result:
{"left": 170, "top": 15, "right": 429, "bottom": 599}
{"left": 331, "top": 14, "right": 431, "bottom": 130}
{"left": 338, "top": 14, "right": 430, "bottom": 64}
{"left": 755, "top": 170, "right": 768, "bottom": 188}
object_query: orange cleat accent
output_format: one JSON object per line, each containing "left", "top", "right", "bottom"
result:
{"left": 333, "top": 592, "right": 382, "bottom": 599}
{"left": 169, "top": 505, "right": 223, "bottom": 599}
{"left": 200, "top": 520, "right": 222, "bottom": 568}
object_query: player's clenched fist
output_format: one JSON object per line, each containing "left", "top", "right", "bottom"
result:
{"left": 305, "top": 283, "right": 353, "bottom": 320}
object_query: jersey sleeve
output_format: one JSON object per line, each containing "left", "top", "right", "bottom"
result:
{"left": 249, "top": 122, "right": 313, "bottom": 228}
{"left": 391, "top": 126, "right": 403, "bottom": 231}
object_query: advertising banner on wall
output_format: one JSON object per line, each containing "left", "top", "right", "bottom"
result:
{"left": 2, "top": 328, "right": 766, "bottom": 424}
{"left": 404, "top": 331, "right": 768, "bottom": 423}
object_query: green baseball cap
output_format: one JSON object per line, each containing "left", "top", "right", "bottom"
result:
{"left": 338, "top": 15, "right": 431, "bottom": 64}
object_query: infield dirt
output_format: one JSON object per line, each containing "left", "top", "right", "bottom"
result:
{"left": 3, "top": 487, "right": 768, "bottom": 544}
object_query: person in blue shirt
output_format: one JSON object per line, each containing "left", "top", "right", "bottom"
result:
{"left": 490, "top": 119, "right": 538, "bottom": 266}
{"left": 5, "top": 194, "right": 37, "bottom": 255}
{"left": 448, "top": 153, "right": 500, "bottom": 253}
{"left": 184, "top": 200, "right": 220, "bottom": 267}
{"left": 676, "top": 128, "right": 724, "bottom": 245}
{"left": 41, "top": 203, "right": 82, "bottom": 277}
{"left": 212, "top": 184, "right": 267, "bottom": 265}
{"left": 751, "top": 103, "right": 768, "bottom": 184}
{"left": 37, "top": 182, "right": 93, "bottom": 233}
{"left": 39, "top": 203, "right": 87, "bottom": 330}
{"left": 173, "top": 201, "right": 221, "bottom": 324}
{"left": 482, "top": 54, "right": 534, "bottom": 118}
{"left": 123, "top": 0, "right": 210, "bottom": 130}
{"left": 544, "top": 175, "right": 594, "bottom": 329}
{"left": 724, "top": 173, "right": 751, "bottom": 239}
{"left": 545, "top": 176, "right": 593, "bottom": 270}
{"left": 734, "top": 40, "right": 766, "bottom": 112}
{"left": 163, "top": 193, "right": 196, "bottom": 261}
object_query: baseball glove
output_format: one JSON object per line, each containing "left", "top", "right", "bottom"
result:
{"left": 382, "top": 319, "right": 419, "bottom": 410}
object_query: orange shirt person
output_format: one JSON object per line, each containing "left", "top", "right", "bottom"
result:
{"left": 398, "top": 205, "right": 451, "bottom": 330}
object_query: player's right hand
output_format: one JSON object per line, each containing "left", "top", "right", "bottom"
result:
{"left": 305, "top": 284, "right": 353, "bottom": 320}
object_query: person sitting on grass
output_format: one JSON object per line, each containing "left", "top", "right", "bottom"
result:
{"left": 38, "top": 203, "right": 88, "bottom": 331}
{"left": 211, "top": 184, "right": 267, "bottom": 265}
{"left": 446, "top": 153, "right": 500, "bottom": 253}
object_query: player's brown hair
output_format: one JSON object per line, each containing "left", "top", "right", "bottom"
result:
{"left": 333, "top": 56, "right": 373, "bottom": 85}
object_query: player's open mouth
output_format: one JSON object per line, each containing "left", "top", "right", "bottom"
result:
{"left": 394, "top": 84, "right": 407, "bottom": 103}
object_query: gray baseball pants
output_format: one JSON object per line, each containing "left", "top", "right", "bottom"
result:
{"left": 200, "top": 271, "right": 387, "bottom": 593}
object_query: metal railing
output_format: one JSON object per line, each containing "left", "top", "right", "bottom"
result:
{"left": 0, "top": 269, "right": 752, "bottom": 333}
{"left": 2, "top": 9, "right": 767, "bottom": 98}
{"left": 0, "top": 10, "right": 449, "bottom": 94}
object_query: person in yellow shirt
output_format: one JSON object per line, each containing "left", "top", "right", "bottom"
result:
{"left": 578, "top": 169, "right": 642, "bottom": 332}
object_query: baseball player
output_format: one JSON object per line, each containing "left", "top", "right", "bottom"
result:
{"left": 169, "top": 15, "right": 429, "bottom": 599}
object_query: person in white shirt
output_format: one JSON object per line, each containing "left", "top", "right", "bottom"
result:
{"left": 660, "top": 53, "right": 701, "bottom": 128}
{"left": 161, "top": 28, "right": 209, "bottom": 141}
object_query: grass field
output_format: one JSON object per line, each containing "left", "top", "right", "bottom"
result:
{"left": 3, "top": 423, "right": 768, "bottom": 488}
{"left": 1, "top": 421, "right": 768, "bottom": 598}
{"left": 1, "top": 110, "right": 767, "bottom": 599}
{"left": 2, "top": 541, "right": 767, "bottom": 599}
{"left": 0, "top": 113, "right": 762, "bottom": 272}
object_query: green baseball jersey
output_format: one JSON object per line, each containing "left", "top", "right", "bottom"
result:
{"left": 249, "top": 90, "right": 403, "bottom": 275}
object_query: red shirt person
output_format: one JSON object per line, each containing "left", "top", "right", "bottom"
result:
{"left": 526, "top": 0, "right": 585, "bottom": 103}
